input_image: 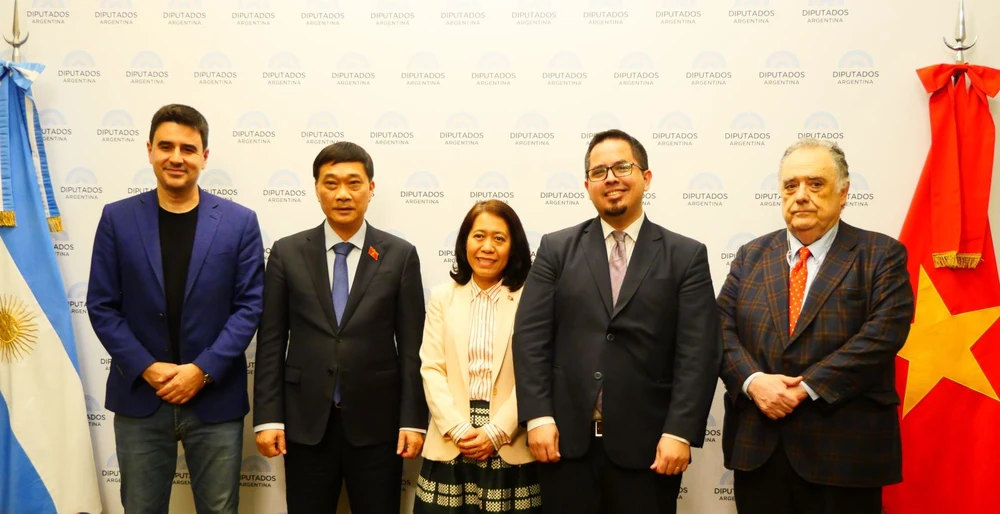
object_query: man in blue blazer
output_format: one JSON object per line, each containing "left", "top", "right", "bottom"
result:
{"left": 87, "top": 104, "right": 264, "bottom": 514}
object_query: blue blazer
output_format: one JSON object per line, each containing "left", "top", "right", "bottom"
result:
{"left": 87, "top": 189, "right": 264, "bottom": 423}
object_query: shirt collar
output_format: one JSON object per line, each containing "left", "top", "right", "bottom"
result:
{"left": 469, "top": 280, "right": 505, "bottom": 303}
{"left": 324, "top": 220, "right": 367, "bottom": 251}
{"left": 600, "top": 212, "right": 645, "bottom": 243}
{"left": 786, "top": 221, "right": 839, "bottom": 265}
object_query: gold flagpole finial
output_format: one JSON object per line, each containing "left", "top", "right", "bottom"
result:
{"left": 3, "top": 0, "right": 28, "bottom": 62}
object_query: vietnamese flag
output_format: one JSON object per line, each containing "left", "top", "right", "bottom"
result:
{"left": 884, "top": 64, "right": 1000, "bottom": 513}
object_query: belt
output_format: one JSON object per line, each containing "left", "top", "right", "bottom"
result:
{"left": 593, "top": 420, "right": 603, "bottom": 437}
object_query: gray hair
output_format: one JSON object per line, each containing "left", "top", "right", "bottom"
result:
{"left": 778, "top": 138, "right": 850, "bottom": 192}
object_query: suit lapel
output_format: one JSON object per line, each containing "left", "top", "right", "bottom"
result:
{"left": 452, "top": 284, "right": 472, "bottom": 384}
{"left": 491, "top": 287, "right": 519, "bottom": 390}
{"left": 339, "top": 224, "right": 384, "bottom": 330}
{"left": 183, "top": 195, "right": 221, "bottom": 303}
{"left": 612, "top": 217, "right": 662, "bottom": 319}
{"left": 135, "top": 191, "right": 164, "bottom": 294}
{"left": 788, "top": 224, "right": 859, "bottom": 346}
{"left": 763, "top": 234, "right": 790, "bottom": 344}
{"left": 302, "top": 223, "right": 339, "bottom": 335}
{"left": 582, "top": 218, "right": 613, "bottom": 316}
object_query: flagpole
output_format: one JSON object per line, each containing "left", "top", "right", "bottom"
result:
{"left": 943, "top": 0, "right": 977, "bottom": 64}
{"left": 2, "top": 0, "right": 27, "bottom": 62}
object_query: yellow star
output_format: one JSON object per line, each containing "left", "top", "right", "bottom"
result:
{"left": 898, "top": 265, "right": 1000, "bottom": 416}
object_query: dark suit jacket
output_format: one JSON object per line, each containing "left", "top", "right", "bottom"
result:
{"left": 718, "top": 222, "right": 914, "bottom": 487}
{"left": 253, "top": 222, "right": 427, "bottom": 446}
{"left": 513, "top": 216, "right": 721, "bottom": 469}
{"left": 87, "top": 189, "right": 264, "bottom": 423}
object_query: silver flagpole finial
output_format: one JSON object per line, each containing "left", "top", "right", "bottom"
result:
{"left": 943, "top": 0, "right": 977, "bottom": 64}
{"left": 3, "top": 0, "right": 29, "bottom": 62}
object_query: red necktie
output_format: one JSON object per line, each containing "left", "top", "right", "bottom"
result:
{"left": 788, "top": 246, "right": 811, "bottom": 335}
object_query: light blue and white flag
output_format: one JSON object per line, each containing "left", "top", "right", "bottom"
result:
{"left": 0, "top": 60, "right": 102, "bottom": 513}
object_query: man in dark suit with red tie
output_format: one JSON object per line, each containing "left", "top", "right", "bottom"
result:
{"left": 513, "top": 129, "right": 721, "bottom": 514}
{"left": 252, "top": 142, "right": 427, "bottom": 513}
{"left": 718, "top": 139, "right": 915, "bottom": 514}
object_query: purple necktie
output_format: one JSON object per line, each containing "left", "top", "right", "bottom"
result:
{"left": 598, "top": 230, "right": 627, "bottom": 414}
{"left": 610, "top": 231, "right": 627, "bottom": 306}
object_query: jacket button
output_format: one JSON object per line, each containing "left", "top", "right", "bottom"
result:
{"left": 158, "top": 313, "right": 164, "bottom": 320}
{"left": 606, "top": 333, "right": 615, "bottom": 341}
{"left": 493, "top": 387, "right": 498, "bottom": 396}
{"left": 326, "top": 368, "right": 334, "bottom": 376}
{"left": 594, "top": 372, "right": 603, "bottom": 380}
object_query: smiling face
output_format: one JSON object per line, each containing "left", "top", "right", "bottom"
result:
{"left": 466, "top": 212, "right": 511, "bottom": 289}
{"left": 147, "top": 122, "right": 207, "bottom": 196}
{"left": 584, "top": 138, "right": 652, "bottom": 230}
{"left": 780, "top": 146, "right": 848, "bottom": 245}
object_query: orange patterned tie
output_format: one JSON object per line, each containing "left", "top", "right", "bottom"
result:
{"left": 788, "top": 246, "right": 811, "bottom": 335}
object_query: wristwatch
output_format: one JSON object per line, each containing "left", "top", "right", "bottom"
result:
{"left": 203, "top": 373, "right": 213, "bottom": 384}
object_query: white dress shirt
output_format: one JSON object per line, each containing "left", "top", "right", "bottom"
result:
{"left": 742, "top": 222, "right": 841, "bottom": 402}
{"left": 255, "top": 221, "right": 424, "bottom": 434}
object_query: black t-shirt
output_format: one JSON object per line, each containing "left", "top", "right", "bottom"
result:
{"left": 159, "top": 205, "right": 198, "bottom": 364}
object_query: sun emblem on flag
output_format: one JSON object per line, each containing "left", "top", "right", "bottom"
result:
{"left": 0, "top": 294, "right": 38, "bottom": 363}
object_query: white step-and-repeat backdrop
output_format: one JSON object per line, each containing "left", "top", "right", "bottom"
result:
{"left": 17, "top": 0, "right": 1000, "bottom": 512}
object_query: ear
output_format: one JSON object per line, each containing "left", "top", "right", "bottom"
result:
{"left": 839, "top": 181, "right": 850, "bottom": 207}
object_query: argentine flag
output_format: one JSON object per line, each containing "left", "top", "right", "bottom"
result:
{"left": 0, "top": 60, "right": 102, "bottom": 512}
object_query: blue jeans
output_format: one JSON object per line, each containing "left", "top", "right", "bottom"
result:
{"left": 114, "top": 402, "right": 243, "bottom": 514}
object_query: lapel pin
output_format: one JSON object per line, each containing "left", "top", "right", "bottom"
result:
{"left": 368, "top": 246, "right": 379, "bottom": 260}
{"left": 507, "top": 295, "right": 514, "bottom": 301}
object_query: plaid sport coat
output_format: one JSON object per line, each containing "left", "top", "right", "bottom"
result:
{"left": 718, "top": 222, "right": 914, "bottom": 487}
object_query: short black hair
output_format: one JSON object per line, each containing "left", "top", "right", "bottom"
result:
{"left": 584, "top": 129, "right": 649, "bottom": 175}
{"left": 450, "top": 200, "right": 532, "bottom": 292}
{"left": 312, "top": 141, "right": 375, "bottom": 181}
{"left": 149, "top": 104, "right": 208, "bottom": 149}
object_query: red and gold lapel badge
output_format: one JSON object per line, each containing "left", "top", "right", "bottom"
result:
{"left": 368, "top": 246, "right": 379, "bottom": 260}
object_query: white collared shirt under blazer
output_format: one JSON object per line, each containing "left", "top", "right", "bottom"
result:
{"left": 448, "top": 281, "right": 510, "bottom": 448}
{"left": 419, "top": 281, "right": 534, "bottom": 465}
{"left": 467, "top": 281, "right": 504, "bottom": 401}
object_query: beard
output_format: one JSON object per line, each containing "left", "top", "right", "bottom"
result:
{"left": 604, "top": 192, "right": 629, "bottom": 218}
{"left": 603, "top": 201, "right": 628, "bottom": 218}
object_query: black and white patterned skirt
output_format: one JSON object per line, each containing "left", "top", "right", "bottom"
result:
{"left": 414, "top": 400, "right": 542, "bottom": 513}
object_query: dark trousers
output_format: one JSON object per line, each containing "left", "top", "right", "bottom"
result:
{"left": 284, "top": 407, "right": 402, "bottom": 514}
{"left": 734, "top": 443, "right": 882, "bottom": 514}
{"left": 538, "top": 434, "right": 681, "bottom": 514}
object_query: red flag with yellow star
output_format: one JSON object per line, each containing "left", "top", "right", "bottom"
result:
{"left": 883, "top": 64, "right": 1000, "bottom": 513}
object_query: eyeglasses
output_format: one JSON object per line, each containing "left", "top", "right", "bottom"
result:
{"left": 586, "top": 161, "right": 641, "bottom": 182}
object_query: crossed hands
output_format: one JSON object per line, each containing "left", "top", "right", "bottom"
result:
{"left": 747, "top": 373, "right": 810, "bottom": 420}
{"left": 456, "top": 428, "right": 495, "bottom": 461}
{"left": 142, "top": 362, "right": 206, "bottom": 405}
